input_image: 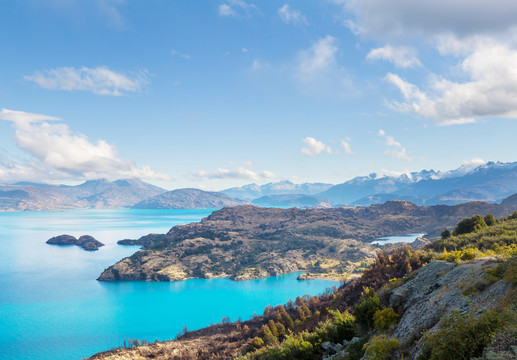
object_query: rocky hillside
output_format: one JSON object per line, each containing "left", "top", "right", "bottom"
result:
{"left": 132, "top": 188, "right": 248, "bottom": 209}
{"left": 90, "top": 213, "right": 517, "bottom": 360}
{"left": 98, "top": 199, "right": 517, "bottom": 283}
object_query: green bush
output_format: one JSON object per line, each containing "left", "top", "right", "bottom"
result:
{"left": 453, "top": 215, "right": 487, "bottom": 236}
{"left": 373, "top": 308, "right": 400, "bottom": 331}
{"left": 418, "top": 307, "right": 514, "bottom": 360}
{"left": 353, "top": 287, "right": 382, "bottom": 329}
{"left": 363, "top": 335, "right": 401, "bottom": 360}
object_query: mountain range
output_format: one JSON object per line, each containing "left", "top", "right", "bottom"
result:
{"left": 223, "top": 161, "right": 517, "bottom": 207}
{"left": 0, "top": 179, "right": 165, "bottom": 211}
{"left": 3, "top": 161, "right": 517, "bottom": 211}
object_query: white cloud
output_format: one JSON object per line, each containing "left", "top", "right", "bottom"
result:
{"left": 367, "top": 44, "right": 421, "bottom": 68}
{"left": 339, "top": 0, "right": 517, "bottom": 40}
{"left": 218, "top": 4, "right": 236, "bottom": 17}
{"left": 278, "top": 4, "right": 308, "bottom": 26}
{"left": 0, "top": 109, "right": 169, "bottom": 182}
{"left": 300, "top": 137, "right": 333, "bottom": 156}
{"left": 192, "top": 166, "right": 276, "bottom": 182}
{"left": 378, "top": 129, "right": 412, "bottom": 161}
{"left": 340, "top": 139, "right": 354, "bottom": 154}
{"left": 296, "top": 36, "right": 338, "bottom": 78}
{"left": 294, "top": 36, "right": 352, "bottom": 95}
{"left": 218, "top": 0, "right": 258, "bottom": 18}
{"left": 24, "top": 66, "right": 148, "bottom": 96}
{"left": 241, "top": 48, "right": 248, "bottom": 53}
{"left": 385, "top": 38, "right": 517, "bottom": 125}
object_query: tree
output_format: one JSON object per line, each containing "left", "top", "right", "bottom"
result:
{"left": 441, "top": 229, "right": 451, "bottom": 239}
{"left": 484, "top": 214, "right": 497, "bottom": 226}
{"left": 453, "top": 215, "right": 487, "bottom": 236}
{"left": 353, "top": 287, "right": 382, "bottom": 329}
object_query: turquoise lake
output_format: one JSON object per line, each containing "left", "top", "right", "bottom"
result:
{"left": 0, "top": 209, "right": 340, "bottom": 360}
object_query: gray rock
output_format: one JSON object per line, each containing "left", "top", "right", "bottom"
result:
{"left": 410, "top": 236, "right": 431, "bottom": 249}
{"left": 349, "top": 337, "right": 361, "bottom": 345}
{"left": 387, "top": 257, "right": 511, "bottom": 359}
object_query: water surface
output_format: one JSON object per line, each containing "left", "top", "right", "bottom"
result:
{"left": 0, "top": 209, "right": 339, "bottom": 360}
{"left": 372, "top": 233, "right": 426, "bottom": 245}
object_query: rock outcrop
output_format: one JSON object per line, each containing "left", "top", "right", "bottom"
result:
{"left": 47, "top": 234, "right": 104, "bottom": 251}
{"left": 386, "top": 257, "right": 511, "bottom": 358}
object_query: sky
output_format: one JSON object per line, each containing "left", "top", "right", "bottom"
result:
{"left": 1, "top": 0, "right": 517, "bottom": 190}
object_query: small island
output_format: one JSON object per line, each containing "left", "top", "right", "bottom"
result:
{"left": 46, "top": 234, "right": 105, "bottom": 251}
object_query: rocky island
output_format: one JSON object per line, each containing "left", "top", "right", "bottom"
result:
{"left": 98, "top": 199, "right": 515, "bottom": 282}
{"left": 46, "top": 234, "right": 104, "bottom": 251}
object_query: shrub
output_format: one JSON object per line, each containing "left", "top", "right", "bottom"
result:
{"left": 441, "top": 229, "right": 451, "bottom": 239}
{"left": 418, "top": 307, "right": 514, "bottom": 360}
{"left": 373, "top": 308, "right": 400, "bottom": 331}
{"left": 453, "top": 215, "right": 487, "bottom": 236}
{"left": 248, "top": 337, "right": 265, "bottom": 352}
{"left": 363, "top": 335, "right": 401, "bottom": 360}
{"left": 484, "top": 214, "right": 498, "bottom": 226}
{"left": 353, "top": 287, "right": 382, "bottom": 329}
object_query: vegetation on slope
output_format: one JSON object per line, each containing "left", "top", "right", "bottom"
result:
{"left": 91, "top": 210, "right": 517, "bottom": 360}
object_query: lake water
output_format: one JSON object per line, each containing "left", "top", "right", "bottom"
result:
{"left": 372, "top": 233, "right": 426, "bottom": 245}
{"left": 0, "top": 209, "right": 339, "bottom": 360}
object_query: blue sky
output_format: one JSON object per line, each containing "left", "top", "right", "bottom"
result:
{"left": 1, "top": 0, "right": 517, "bottom": 190}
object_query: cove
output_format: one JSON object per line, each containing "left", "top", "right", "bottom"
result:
{"left": 0, "top": 209, "right": 340, "bottom": 360}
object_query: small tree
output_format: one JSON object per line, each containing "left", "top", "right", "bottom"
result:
{"left": 353, "top": 287, "right": 382, "bottom": 329}
{"left": 484, "top": 214, "right": 497, "bottom": 226}
{"left": 441, "top": 229, "right": 451, "bottom": 239}
{"left": 453, "top": 215, "right": 487, "bottom": 236}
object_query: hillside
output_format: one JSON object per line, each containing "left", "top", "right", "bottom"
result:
{"left": 0, "top": 178, "right": 166, "bottom": 211}
{"left": 90, "top": 212, "right": 517, "bottom": 360}
{"left": 98, "top": 199, "right": 517, "bottom": 283}
{"left": 131, "top": 188, "right": 248, "bottom": 209}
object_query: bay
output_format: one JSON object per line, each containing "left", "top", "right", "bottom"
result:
{"left": 0, "top": 209, "right": 339, "bottom": 360}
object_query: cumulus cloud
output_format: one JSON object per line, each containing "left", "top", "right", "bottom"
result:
{"left": 24, "top": 66, "right": 148, "bottom": 96}
{"left": 367, "top": 44, "right": 421, "bottom": 68}
{"left": 378, "top": 129, "right": 412, "bottom": 161}
{"left": 191, "top": 166, "right": 276, "bottom": 182}
{"left": 218, "top": 0, "right": 258, "bottom": 18}
{"left": 300, "top": 137, "right": 333, "bottom": 156}
{"left": 385, "top": 38, "right": 517, "bottom": 125}
{"left": 0, "top": 108, "right": 169, "bottom": 182}
{"left": 278, "top": 4, "right": 308, "bottom": 25}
